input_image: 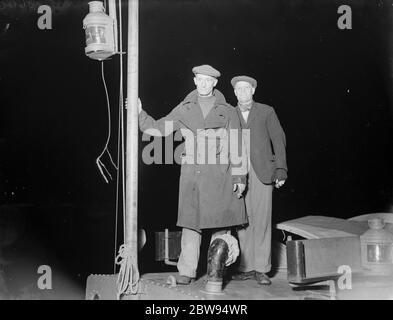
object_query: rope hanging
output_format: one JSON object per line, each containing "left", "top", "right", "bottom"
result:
{"left": 115, "top": 243, "right": 139, "bottom": 299}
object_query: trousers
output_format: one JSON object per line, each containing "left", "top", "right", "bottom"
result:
{"left": 237, "top": 163, "right": 273, "bottom": 273}
{"left": 177, "top": 227, "right": 228, "bottom": 278}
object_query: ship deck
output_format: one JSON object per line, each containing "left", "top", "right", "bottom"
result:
{"left": 85, "top": 270, "right": 393, "bottom": 300}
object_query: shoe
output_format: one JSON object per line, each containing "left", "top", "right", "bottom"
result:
{"left": 175, "top": 274, "right": 194, "bottom": 285}
{"left": 255, "top": 272, "right": 271, "bottom": 285}
{"left": 231, "top": 270, "right": 256, "bottom": 281}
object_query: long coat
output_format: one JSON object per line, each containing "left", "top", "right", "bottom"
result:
{"left": 139, "top": 89, "right": 248, "bottom": 231}
{"left": 236, "top": 101, "right": 287, "bottom": 184}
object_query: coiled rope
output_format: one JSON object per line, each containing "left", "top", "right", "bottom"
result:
{"left": 213, "top": 234, "right": 240, "bottom": 266}
{"left": 115, "top": 244, "right": 139, "bottom": 300}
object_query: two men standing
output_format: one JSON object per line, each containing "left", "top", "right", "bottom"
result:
{"left": 138, "top": 66, "right": 287, "bottom": 286}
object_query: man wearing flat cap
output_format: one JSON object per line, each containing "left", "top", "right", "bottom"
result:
{"left": 231, "top": 75, "right": 288, "bottom": 285}
{"left": 138, "top": 65, "right": 248, "bottom": 284}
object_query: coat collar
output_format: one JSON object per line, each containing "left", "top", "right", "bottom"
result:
{"left": 247, "top": 101, "right": 259, "bottom": 126}
{"left": 182, "top": 89, "right": 229, "bottom": 130}
{"left": 236, "top": 100, "right": 258, "bottom": 128}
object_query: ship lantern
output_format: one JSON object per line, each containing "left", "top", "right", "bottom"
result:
{"left": 360, "top": 218, "right": 393, "bottom": 275}
{"left": 83, "top": 1, "right": 116, "bottom": 61}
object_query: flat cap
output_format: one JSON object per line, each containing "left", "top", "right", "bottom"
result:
{"left": 192, "top": 65, "right": 221, "bottom": 78}
{"left": 231, "top": 75, "right": 257, "bottom": 88}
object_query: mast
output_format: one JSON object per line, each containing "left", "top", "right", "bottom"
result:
{"left": 125, "top": 0, "right": 139, "bottom": 274}
{"left": 114, "top": 0, "right": 139, "bottom": 298}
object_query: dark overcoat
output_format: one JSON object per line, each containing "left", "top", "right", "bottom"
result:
{"left": 139, "top": 89, "right": 247, "bottom": 230}
{"left": 236, "top": 101, "right": 287, "bottom": 184}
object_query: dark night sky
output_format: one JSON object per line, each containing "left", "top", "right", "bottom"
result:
{"left": 1, "top": 0, "right": 393, "bottom": 276}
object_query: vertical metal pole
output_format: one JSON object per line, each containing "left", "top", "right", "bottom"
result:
{"left": 108, "top": 0, "right": 118, "bottom": 52}
{"left": 125, "top": 0, "right": 138, "bottom": 268}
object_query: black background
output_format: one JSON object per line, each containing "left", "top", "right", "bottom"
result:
{"left": 0, "top": 0, "right": 393, "bottom": 297}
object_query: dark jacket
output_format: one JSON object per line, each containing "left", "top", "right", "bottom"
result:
{"left": 139, "top": 89, "right": 248, "bottom": 231}
{"left": 236, "top": 101, "right": 287, "bottom": 184}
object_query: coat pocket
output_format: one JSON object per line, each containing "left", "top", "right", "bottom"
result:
{"left": 267, "top": 154, "right": 277, "bottom": 172}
